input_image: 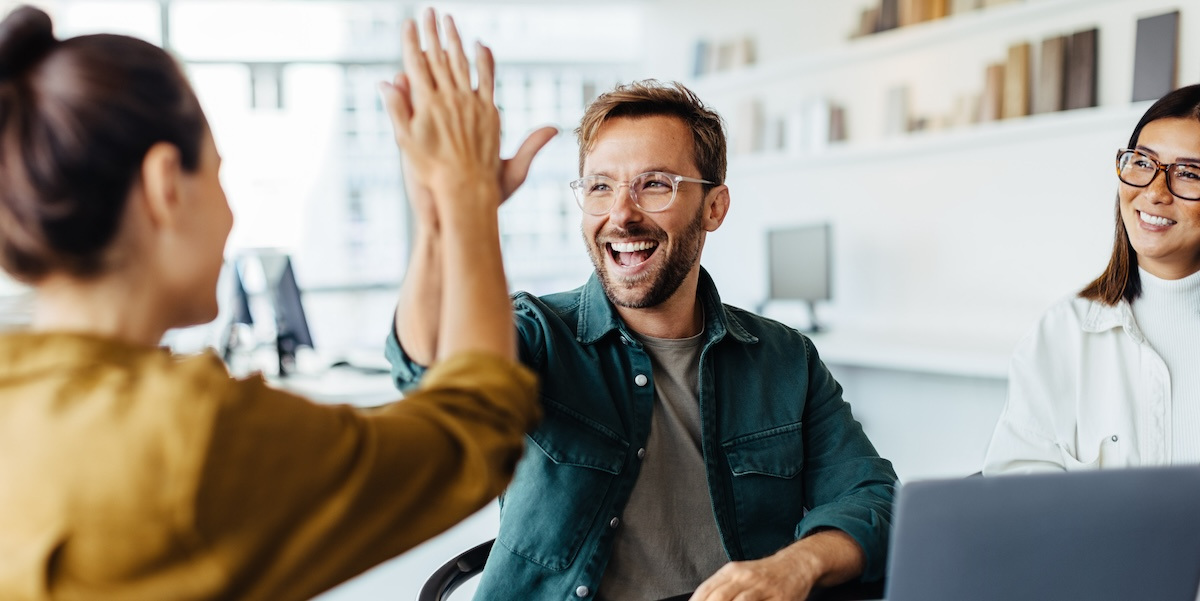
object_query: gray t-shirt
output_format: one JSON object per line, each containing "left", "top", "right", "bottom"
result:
{"left": 597, "top": 328, "right": 728, "bottom": 601}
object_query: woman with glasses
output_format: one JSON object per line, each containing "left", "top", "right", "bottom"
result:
{"left": 0, "top": 6, "right": 545, "bottom": 600}
{"left": 984, "top": 84, "right": 1200, "bottom": 474}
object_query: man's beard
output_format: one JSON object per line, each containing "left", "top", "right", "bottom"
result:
{"left": 584, "top": 205, "right": 705, "bottom": 309}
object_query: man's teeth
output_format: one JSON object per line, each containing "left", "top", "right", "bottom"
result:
{"left": 1140, "top": 211, "right": 1176, "bottom": 226}
{"left": 610, "top": 241, "right": 657, "bottom": 252}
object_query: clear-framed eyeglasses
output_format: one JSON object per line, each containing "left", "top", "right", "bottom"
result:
{"left": 569, "top": 171, "right": 715, "bottom": 216}
{"left": 1116, "top": 148, "right": 1200, "bottom": 201}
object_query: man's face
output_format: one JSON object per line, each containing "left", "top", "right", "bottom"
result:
{"left": 580, "top": 115, "right": 711, "bottom": 309}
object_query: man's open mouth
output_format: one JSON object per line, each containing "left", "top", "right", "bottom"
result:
{"left": 608, "top": 240, "right": 658, "bottom": 267}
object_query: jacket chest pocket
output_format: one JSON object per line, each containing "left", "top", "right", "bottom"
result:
{"left": 1058, "top": 433, "right": 1125, "bottom": 470}
{"left": 723, "top": 422, "right": 807, "bottom": 557}
{"left": 496, "top": 403, "right": 627, "bottom": 571}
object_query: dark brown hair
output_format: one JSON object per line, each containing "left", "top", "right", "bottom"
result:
{"left": 575, "top": 80, "right": 726, "bottom": 189}
{"left": 0, "top": 5, "right": 206, "bottom": 282}
{"left": 1080, "top": 84, "right": 1200, "bottom": 305}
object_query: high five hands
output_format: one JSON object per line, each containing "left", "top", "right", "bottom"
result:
{"left": 379, "top": 8, "right": 557, "bottom": 224}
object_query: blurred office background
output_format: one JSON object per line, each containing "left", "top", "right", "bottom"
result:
{"left": 0, "top": 0, "right": 1197, "bottom": 598}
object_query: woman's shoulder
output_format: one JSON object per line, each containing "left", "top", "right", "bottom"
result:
{"left": 1033, "top": 295, "right": 1111, "bottom": 333}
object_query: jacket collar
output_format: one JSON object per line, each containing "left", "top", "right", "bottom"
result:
{"left": 1081, "top": 297, "right": 1146, "bottom": 344}
{"left": 575, "top": 267, "right": 758, "bottom": 347}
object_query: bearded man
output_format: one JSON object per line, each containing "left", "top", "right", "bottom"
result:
{"left": 388, "top": 80, "right": 897, "bottom": 601}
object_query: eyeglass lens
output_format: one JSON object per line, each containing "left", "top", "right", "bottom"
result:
{"left": 574, "top": 172, "right": 678, "bottom": 214}
{"left": 1117, "top": 150, "right": 1200, "bottom": 200}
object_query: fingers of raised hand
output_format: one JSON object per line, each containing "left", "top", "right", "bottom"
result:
{"left": 419, "top": 9, "right": 461, "bottom": 93}
{"left": 400, "top": 18, "right": 433, "bottom": 95}
{"left": 441, "top": 14, "right": 473, "bottom": 91}
{"left": 475, "top": 42, "right": 495, "bottom": 104}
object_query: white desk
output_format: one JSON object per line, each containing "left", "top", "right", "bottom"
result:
{"left": 267, "top": 366, "right": 401, "bottom": 407}
{"left": 800, "top": 326, "right": 1013, "bottom": 482}
{"left": 806, "top": 327, "right": 1015, "bottom": 380}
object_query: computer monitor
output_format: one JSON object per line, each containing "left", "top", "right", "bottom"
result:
{"left": 766, "top": 223, "right": 831, "bottom": 332}
{"left": 256, "top": 253, "right": 313, "bottom": 376}
{"left": 218, "top": 261, "right": 254, "bottom": 365}
{"left": 223, "top": 251, "right": 314, "bottom": 377}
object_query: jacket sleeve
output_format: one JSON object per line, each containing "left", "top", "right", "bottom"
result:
{"left": 982, "top": 313, "right": 1073, "bottom": 475}
{"left": 386, "top": 296, "right": 546, "bottom": 392}
{"left": 385, "top": 321, "right": 430, "bottom": 393}
{"left": 190, "top": 350, "right": 539, "bottom": 601}
{"left": 794, "top": 336, "right": 898, "bottom": 583}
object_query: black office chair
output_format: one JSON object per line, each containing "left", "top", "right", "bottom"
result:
{"left": 419, "top": 538, "right": 885, "bottom": 601}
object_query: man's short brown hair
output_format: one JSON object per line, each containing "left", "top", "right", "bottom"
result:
{"left": 575, "top": 79, "right": 726, "bottom": 188}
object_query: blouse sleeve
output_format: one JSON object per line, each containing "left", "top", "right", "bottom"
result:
{"left": 189, "top": 350, "right": 539, "bottom": 600}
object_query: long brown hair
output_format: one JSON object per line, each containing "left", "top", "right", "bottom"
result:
{"left": 1080, "top": 84, "right": 1200, "bottom": 305}
{"left": 0, "top": 5, "right": 206, "bottom": 283}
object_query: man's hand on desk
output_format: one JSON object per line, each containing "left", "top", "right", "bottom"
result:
{"left": 688, "top": 530, "right": 865, "bottom": 601}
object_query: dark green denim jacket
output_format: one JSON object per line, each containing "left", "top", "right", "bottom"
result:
{"left": 386, "top": 269, "right": 897, "bottom": 600}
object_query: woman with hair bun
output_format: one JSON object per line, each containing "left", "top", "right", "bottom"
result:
{"left": 0, "top": 5, "right": 549, "bottom": 600}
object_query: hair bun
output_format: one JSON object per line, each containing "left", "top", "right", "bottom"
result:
{"left": 0, "top": 6, "right": 55, "bottom": 81}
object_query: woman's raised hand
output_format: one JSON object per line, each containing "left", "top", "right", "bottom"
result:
{"left": 380, "top": 9, "right": 501, "bottom": 211}
{"left": 380, "top": 9, "right": 555, "bottom": 224}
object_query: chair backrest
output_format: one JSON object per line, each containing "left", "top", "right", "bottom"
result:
{"left": 417, "top": 539, "right": 493, "bottom": 601}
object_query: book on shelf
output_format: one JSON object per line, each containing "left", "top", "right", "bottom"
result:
{"left": 715, "top": 40, "right": 737, "bottom": 72}
{"left": 733, "top": 36, "right": 757, "bottom": 68}
{"left": 929, "top": 0, "right": 949, "bottom": 20}
{"left": 1065, "top": 28, "right": 1098, "bottom": 110}
{"left": 885, "top": 85, "right": 911, "bottom": 136}
{"left": 951, "top": 0, "right": 981, "bottom": 13}
{"left": 784, "top": 98, "right": 844, "bottom": 155}
{"left": 880, "top": 0, "right": 899, "bottom": 32}
{"left": 691, "top": 39, "right": 710, "bottom": 77}
{"left": 979, "top": 62, "right": 1005, "bottom": 122}
{"left": 1034, "top": 35, "right": 1068, "bottom": 114}
{"left": 829, "top": 105, "right": 847, "bottom": 143}
{"left": 898, "top": 0, "right": 920, "bottom": 27}
{"left": 732, "top": 98, "right": 764, "bottom": 155}
{"left": 1131, "top": 10, "right": 1179, "bottom": 103}
{"left": 1002, "top": 42, "right": 1031, "bottom": 119}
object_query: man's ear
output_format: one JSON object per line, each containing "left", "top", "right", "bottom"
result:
{"left": 703, "top": 184, "right": 731, "bottom": 232}
{"left": 138, "top": 142, "right": 184, "bottom": 230}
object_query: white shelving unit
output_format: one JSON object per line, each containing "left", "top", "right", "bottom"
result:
{"left": 681, "top": 0, "right": 1198, "bottom": 362}
{"left": 642, "top": 0, "right": 1200, "bottom": 480}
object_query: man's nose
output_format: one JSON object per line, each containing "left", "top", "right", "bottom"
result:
{"left": 607, "top": 185, "right": 641, "bottom": 223}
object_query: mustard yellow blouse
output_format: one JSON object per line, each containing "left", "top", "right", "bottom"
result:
{"left": 0, "top": 332, "right": 538, "bottom": 600}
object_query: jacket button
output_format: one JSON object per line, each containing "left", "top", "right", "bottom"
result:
{"left": 576, "top": 585, "right": 590, "bottom": 598}
{"left": 637, "top": 447, "right": 646, "bottom": 459}
{"left": 634, "top": 374, "right": 648, "bottom": 387}
{"left": 609, "top": 517, "right": 620, "bottom": 528}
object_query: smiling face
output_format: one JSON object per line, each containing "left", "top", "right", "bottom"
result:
{"left": 580, "top": 114, "right": 721, "bottom": 309}
{"left": 1119, "top": 117, "right": 1200, "bottom": 279}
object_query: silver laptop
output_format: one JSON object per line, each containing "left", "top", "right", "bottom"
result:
{"left": 885, "top": 466, "right": 1200, "bottom": 601}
